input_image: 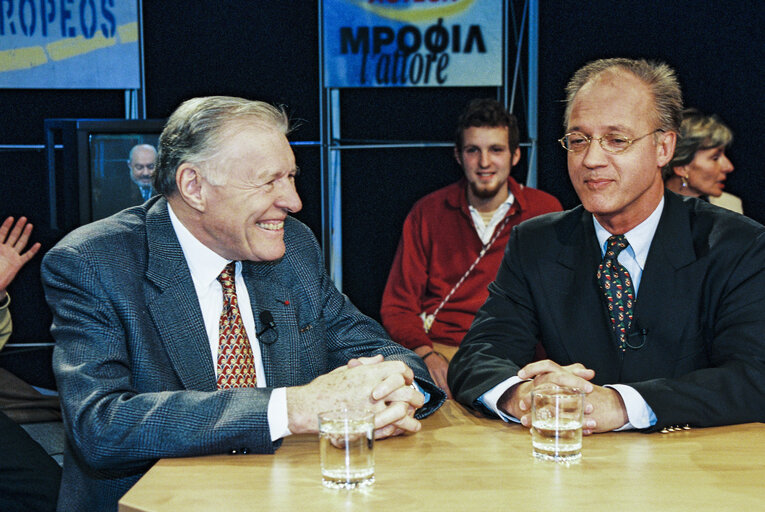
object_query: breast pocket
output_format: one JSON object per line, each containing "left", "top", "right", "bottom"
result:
{"left": 298, "top": 317, "right": 327, "bottom": 378}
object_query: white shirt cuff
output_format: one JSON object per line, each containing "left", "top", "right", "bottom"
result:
{"left": 267, "top": 387, "right": 292, "bottom": 442}
{"left": 606, "top": 384, "right": 656, "bottom": 430}
{"left": 479, "top": 376, "right": 526, "bottom": 423}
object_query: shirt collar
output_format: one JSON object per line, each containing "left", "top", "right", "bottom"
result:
{"left": 467, "top": 191, "right": 515, "bottom": 217}
{"left": 593, "top": 196, "right": 664, "bottom": 269}
{"left": 167, "top": 203, "right": 232, "bottom": 289}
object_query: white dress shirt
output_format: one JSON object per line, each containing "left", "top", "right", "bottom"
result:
{"left": 168, "top": 204, "right": 290, "bottom": 441}
{"left": 480, "top": 198, "right": 665, "bottom": 430}
{"left": 468, "top": 192, "right": 515, "bottom": 244}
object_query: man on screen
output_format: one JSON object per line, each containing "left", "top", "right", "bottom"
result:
{"left": 91, "top": 143, "right": 158, "bottom": 221}
{"left": 448, "top": 58, "right": 765, "bottom": 433}
{"left": 128, "top": 143, "right": 157, "bottom": 202}
{"left": 42, "top": 96, "right": 445, "bottom": 511}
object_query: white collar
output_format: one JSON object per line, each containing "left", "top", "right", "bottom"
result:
{"left": 593, "top": 196, "right": 664, "bottom": 269}
{"left": 467, "top": 191, "right": 515, "bottom": 216}
{"left": 167, "top": 203, "right": 232, "bottom": 290}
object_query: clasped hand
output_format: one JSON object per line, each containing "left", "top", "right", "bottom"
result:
{"left": 499, "top": 359, "right": 628, "bottom": 434}
{"left": 286, "top": 355, "right": 424, "bottom": 439}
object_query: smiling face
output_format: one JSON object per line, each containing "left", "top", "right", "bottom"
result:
{"left": 566, "top": 70, "right": 675, "bottom": 234}
{"left": 676, "top": 146, "right": 734, "bottom": 198}
{"left": 455, "top": 126, "right": 521, "bottom": 211}
{"left": 193, "top": 123, "right": 302, "bottom": 262}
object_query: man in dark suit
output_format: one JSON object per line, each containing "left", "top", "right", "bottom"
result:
{"left": 448, "top": 58, "right": 765, "bottom": 434}
{"left": 91, "top": 144, "right": 157, "bottom": 222}
{"left": 42, "top": 96, "right": 445, "bottom": 511}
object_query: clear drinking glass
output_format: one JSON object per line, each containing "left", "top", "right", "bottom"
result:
{"left": 318, "top": 409, "right": 375, "bottom": 489}
{"left": 531, "top": 385, "right": 584, "bottom": 463}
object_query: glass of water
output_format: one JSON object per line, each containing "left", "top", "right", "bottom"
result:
{"left": 531, "top": 385, "right": 584, "bottom": 463}
{"left": 318, "top": 409, "right": 375, "bottom": 489}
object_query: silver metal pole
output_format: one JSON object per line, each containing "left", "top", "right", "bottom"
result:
{"left": 328, "top": 89, "right": 343, "bottom": 290}
{"left": 318, "top": 1, "right": 343, "bottom": 289}
{"left": 509, "top": 0, "right": 528, "bottom": 115}
{"left": 526, "top": 0, "right": 539, "bottom": 188}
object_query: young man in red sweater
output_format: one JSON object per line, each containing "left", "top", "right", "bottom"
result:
{"left": 381, "top": 99, "right": 562, "bottom": 397}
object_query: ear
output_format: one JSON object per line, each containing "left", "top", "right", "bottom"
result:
{"left": 175, "top": 163, "right": 206, "bottom": 213}
{"left": 511, "top": 147, "right": 521, "bottom": 167}
{"left": 453, "top": 146, "right": 463, "bottom": 167}
{"left": 656, "top": 131, "right": 677, "bottom": 168}
{"left": 672, "top": 165, "right": 687, "bottom": 178}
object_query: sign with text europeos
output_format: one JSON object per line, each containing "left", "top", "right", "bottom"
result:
{"left": 324, "top": 0, "right": 502, "bottom": 87}
{"left": 0, "top": 0, "right": 139, "bottom": 89}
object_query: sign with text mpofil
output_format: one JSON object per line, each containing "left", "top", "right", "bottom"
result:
{"left": 324, "top": 0, "right": 502, "bottom": 87}
{"left": 0, "top": 1, "right": 139, "bottom": 89}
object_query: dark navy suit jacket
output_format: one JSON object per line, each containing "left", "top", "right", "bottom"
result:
{"left": 449, "top": 191, "right": 765, "bottom": 431}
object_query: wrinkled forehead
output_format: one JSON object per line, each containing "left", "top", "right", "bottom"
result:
{"left": 206, "top": 121, "right": 295, "bottom": 180}
{"left": 568, "top": 69, "right": 656, "bottom": 130}
{"left": 579, "top": 68, "right": 645, "bottom": 94}
{"left": 198, "top": 118, "right": 285, "bottom": 166}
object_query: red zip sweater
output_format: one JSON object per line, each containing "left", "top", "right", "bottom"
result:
{"left": 381, "top": 177, "right": 562, "bottom": 350}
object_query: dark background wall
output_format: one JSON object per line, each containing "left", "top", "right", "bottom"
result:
{"left": 1, "top": 1, "right": 763, "bottom": 385}
{"left": 536, "top": 0, "right": 765, "bottom": 217}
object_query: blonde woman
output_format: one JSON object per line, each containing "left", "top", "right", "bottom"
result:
{"left": 663, "top": 109, "right": 741, "bottom": 213}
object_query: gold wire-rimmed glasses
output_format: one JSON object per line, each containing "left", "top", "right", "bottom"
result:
{"left": 558, "top": 129, "right": 664, "bottom": 154}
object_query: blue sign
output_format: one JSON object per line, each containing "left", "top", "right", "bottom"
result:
{"left": 0, "top": 0, "right": 140, "bottom": 89}
{"left": 323, "top": 0, "right": 503, "bottom": 87}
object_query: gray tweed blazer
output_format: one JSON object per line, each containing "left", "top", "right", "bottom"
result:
{"left": 42, "top": 197, "right": 444, "bottom": 512}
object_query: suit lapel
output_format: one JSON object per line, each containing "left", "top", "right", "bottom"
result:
{"left": 550, "top": 210, "right": 623, "bottom": 381}
{"left": 629, "top": 192, "right": 697, "bottom": 366}
{"left": 241, "top": 261, "right": 297, "bottom": 388}
{"left": 144, "top": 200, "right": 218, "bottom": 391}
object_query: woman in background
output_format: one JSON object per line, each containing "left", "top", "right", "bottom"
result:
{"left": 663, "top": 109, "right": 741, "bottom": 213}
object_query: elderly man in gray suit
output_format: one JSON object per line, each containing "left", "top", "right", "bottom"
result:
{"left": 42, "top": 96, "right": 445, "bottom": 512}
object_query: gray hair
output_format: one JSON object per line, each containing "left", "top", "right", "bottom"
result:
{"left": 662, "top": 109, "right": 733, "bottom": 180}
{"left": 153, "top": 96, "right": 290, "bottom": 196}
{"left": 563, "top": 58, "right": 683, "bottom": 133}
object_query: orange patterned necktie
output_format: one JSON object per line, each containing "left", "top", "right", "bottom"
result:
{"left": 216, "top": 262, "right": 257, "bottom": 388}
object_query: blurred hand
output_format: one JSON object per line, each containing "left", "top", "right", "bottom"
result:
{"left": 0, "top": 216, "right": 41, "bottom": 298}
{"left": 286, "top": 357, "right": 424, "bottom": 439}
{"left": 498, "top": 359, "right": 627, "bottom": 434}
{"left": 414, "top": 346, "right": 451, "bottom": 399}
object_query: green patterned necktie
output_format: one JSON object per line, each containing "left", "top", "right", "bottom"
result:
{"left": 597, "top": 235, "right": 635, "bottom": 351}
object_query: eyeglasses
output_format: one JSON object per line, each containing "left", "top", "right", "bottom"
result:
{"left": 558, "top": 129, "right": 664, "bottom": 154}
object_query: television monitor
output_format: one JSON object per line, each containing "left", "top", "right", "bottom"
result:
{"left": 45, "top": 118, "right": 166, "bottom": 231}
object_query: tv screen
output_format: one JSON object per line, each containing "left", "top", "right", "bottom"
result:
{"left": 88, "top": 132, "right": 161, "bottom": 221}
{"left": 45, "top": 119, "right": 166, "bottom": 231}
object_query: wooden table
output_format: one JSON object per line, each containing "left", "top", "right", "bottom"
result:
{"left": 119, "top": 400, "right": 765, "bottom": 511}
